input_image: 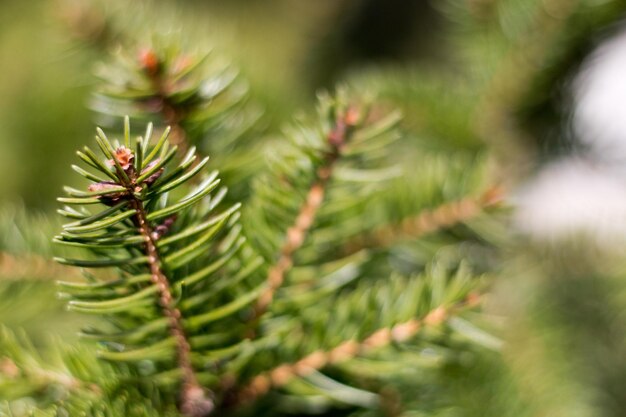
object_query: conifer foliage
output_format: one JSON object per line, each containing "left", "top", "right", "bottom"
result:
{"left": 5, "top": 1, "right": 625, "bottom": 417}
{"left": 0, "top": 86, "right": 503, "bottom": 416}
{"left": 0, "top": 2, "right": 507, "bottom": 412}
{"left": 55, "top": 119, "right": 237, "bottom": 415}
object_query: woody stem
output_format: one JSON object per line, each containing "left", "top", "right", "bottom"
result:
{"left": 129, "top": 197, "right": 211, "bottom": 415}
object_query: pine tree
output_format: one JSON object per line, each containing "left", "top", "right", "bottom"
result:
{"left": 1, "top": 1, "right": 625, "bottom": 417}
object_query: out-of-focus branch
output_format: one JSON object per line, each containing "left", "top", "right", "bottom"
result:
{"left": 238, "top": 292, "right": 482, "bottom": 402}
{"left": 343, "top": 186, "right": 505, "bottom": 254}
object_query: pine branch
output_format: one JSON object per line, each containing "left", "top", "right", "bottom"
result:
{"left": 252, "top": 104, "right": 361, "bottom": 319}
{"left": 136, "top": 47, "right": 192, "bottom": 158}
{"left": 0, "top": 252, "right": 81, "bottom": 281}
{"left": 221, "top": 256, "right": 496, "bottom": 414}
{"left": 0, "top": 326, "right": 101, "bottom": 409}
{"left": 239, "top": 291, "right": 482, "bottom": 403}
{"left": 0, "top": 325, "right": 185, "bottom": 417}
{"left": 47, "top": 97, "right": 505, "bottom": 416}
{"left": 54, "top": 118, "right": 256, "bottom": 416}
{"left": 342, "top": 186, "right": 505, "bottom": 254}
{"left": 92, "top": 42, "right": 263, "bottom": 204}
{"left": 245, "top": 91, "right": 403, "bottom": 326}
{"left": 61, "top": 3, "right": 261, "bottom": 168}
{"left": 127, "top": 176, "right": 209, "bottom": 416}
{"left": 93, "top": 43, "right": 260, "bottom": 161}
{"left": 0, "top": 356, "right": 99, "bottom": 395}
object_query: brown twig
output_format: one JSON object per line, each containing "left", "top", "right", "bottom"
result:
{"left": 104, "top": 148, "right": 212, "bottom": 416}
{"left": 0, "top": 252, "right": 83, "bottom": 281}
{"left": 139, "top": 48, "right": 193, "bottom": 159}
{"left": 130, "top": 200, "right": 212, "bottom": 416}
{"left": 0, "top": 356, "right": 102, "bottom": 395}
{"left": 250, "top": 107, "right": 360, "bottom": 321}
{"left": 342, "top": 186, "right": 505, "bottom": 255}
{"left": 238, "top": 292, "right": 482, "bottom": 403}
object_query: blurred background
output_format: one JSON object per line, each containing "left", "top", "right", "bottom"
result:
{"left": 3, "top": 0, "right": 626, "bottom": 415}
{"left": 3, "top": 0, "right": 626, "bottom": 232}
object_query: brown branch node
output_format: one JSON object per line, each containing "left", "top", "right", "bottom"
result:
{"left": 139, "top": 48, "right": 193, "bottom": 159}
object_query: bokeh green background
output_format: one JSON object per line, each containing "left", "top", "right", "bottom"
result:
{"left": 0, "top": 0, "right": 449, "bottom": 210}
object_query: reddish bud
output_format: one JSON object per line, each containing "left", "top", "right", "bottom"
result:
{"left": 87, "top": 181, "right": 127, "bottom": 205}
{"left": 138, "top": 48, "right": 159, "bottom": 74}
{"left": 107, "top": 147, "right": 134, "bottom": 170}
{"left": 152, "top": 215, "right": 177, "bottom": 240}
{"left": 140, "top": 159, "right": 164, "bottom": 186}
{"left": 328, "top": 121, "right": 346, "bottom": 147}
{"left": 344, "top": 106, "right": 360, "bottom": 126}
{"left": 466, "top": 292, "right": 482, "bottom": 307}
{"left": 0, "top": 358, "right": 19, "bottom": 378}
{"left": 87, "top": 181, "right": 119, "bottom": 193}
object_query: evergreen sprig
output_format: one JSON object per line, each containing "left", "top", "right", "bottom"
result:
{"left": 43, "top": 91, "right": 505, "bottom": 417}
{"left": 237, "top": 263, "right": 491, "bottom": 412}
{"left": 92, "top": 42, "right": 263, "bottom": 202}
{"left": 229, "top": 91, "right": 502, "bottom": 415}
{"left": 0, "top": 326, "right": 180, "bottom": 417}
{"left": 244, "top": 90, "right": 402, "bottom": 321}
{"left": 93, "top": 43, "right": 261, "bottom": 159}
{"left": 54, "top": 119, "right": 258, "bottom": 416}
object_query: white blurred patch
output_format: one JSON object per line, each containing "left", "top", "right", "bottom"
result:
{"left": 515, "top": 25, "right": 626, "bottom": 243}
{"left": 514, "top": 158, "right": 626, "bottom": 243}
{"left": 574, "top": 26, "right": 626, "bottom": 162}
